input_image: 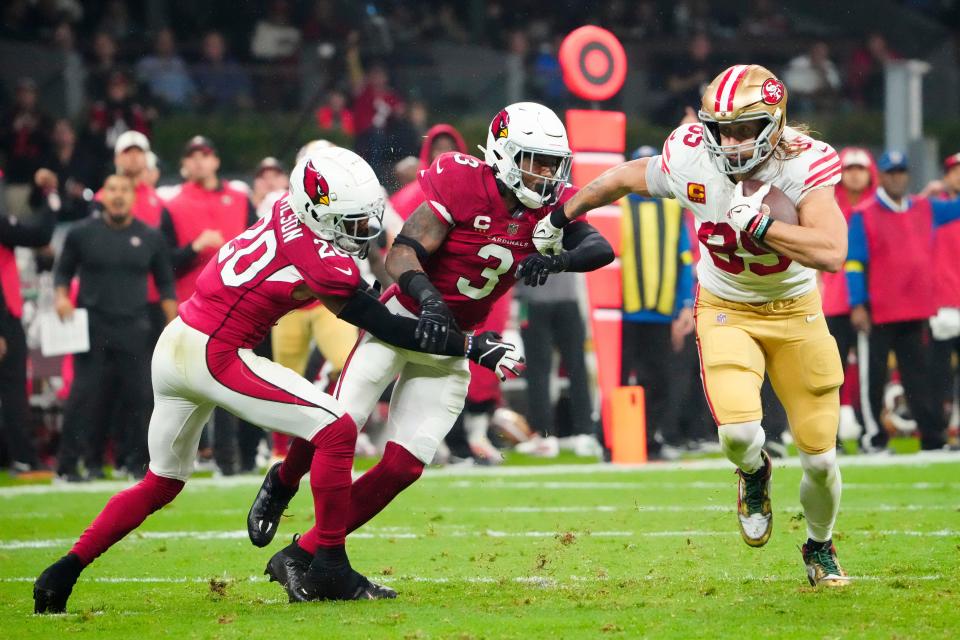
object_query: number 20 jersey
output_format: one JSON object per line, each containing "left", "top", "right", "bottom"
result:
{"left": 395, "top": 151, "right": 579, "bottom": 330}
{"left": 179, "top": 195, "right": 360, "bottom": 348}
{"left": 649, "top": 123, "right": 840, "bottom": 303}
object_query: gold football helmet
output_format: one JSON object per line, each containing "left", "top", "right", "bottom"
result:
{"left": 698, "top": 64, "right": 788, "bottom": 175}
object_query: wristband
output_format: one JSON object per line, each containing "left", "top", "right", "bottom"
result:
{"left": 549, "top": 207, "right": 571, "bottom": 229}
{"left": 397, "top": 270, "right": 442, "bottom": 304}
{"left": 746, "top": 214, "right": 772, "bottom": 243}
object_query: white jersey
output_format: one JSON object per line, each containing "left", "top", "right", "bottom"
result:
{"left": 647, "top": 123, "right": 840, "bottom": 302}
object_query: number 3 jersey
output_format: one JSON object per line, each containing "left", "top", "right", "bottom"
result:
{"left": 179, "top": 195, "right": 360, "bottom": 348}
{"left": 646, "top": 123, "right": 840, "bottom": 303}
{"left": 396, "top": 151, "right": 579, "bottom": 330}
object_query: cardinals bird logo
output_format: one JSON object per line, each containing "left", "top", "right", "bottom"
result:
{"left": 491, "top": 110, "right": 510, "bottom": 139}
{"left": 303, "top": 160, "right": 331, "bottom": 206}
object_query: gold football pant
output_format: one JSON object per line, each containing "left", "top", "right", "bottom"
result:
{"left": 695, "top": 287, "right": 843, "bottom": 454}
{"left": 271, "top": 304, "right": 358, "bottom": 381}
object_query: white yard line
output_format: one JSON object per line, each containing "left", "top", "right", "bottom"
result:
{"left": 2, "top": 451, "right": 958, "bottom": 498}
{"left": 4, "top": 528, "right": 958, "bottom": 550}
{"left": 10, "top": 503, "right": 958, "bottom": 518}
{"left": 0, "top": 573, "right": 945, "bottom": 586}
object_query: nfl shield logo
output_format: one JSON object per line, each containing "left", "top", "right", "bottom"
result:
{"left": 507, "top": 222, "right": 519, "bottom": 235}
{"left": 716, "top": 313, "right": 727, "bottom": 324}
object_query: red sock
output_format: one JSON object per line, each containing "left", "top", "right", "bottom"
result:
{"left": 272, "top": 433, "right": 290, "bottom": 456}
{"left": 308, "top": 414, "right": 358, "bottom": 548}
{"left": 277, "top": 436, "right": 314, "bottom": 489}
{"left": 298, "top": 441, "right": 423, "bottom": 554}
{"left": 70, "top": 471, "right": 184, "bottom": 565}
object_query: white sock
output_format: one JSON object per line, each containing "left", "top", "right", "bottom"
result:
{"left": 464, "top": 412, "right": 491, "bottom": 445}
{"left": 799, "top": 448, "right": 841, "bottom": 543}
{"left": 718, "top": 421, "right": 765, "bottom": 473}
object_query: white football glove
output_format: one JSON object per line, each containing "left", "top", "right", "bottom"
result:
{"left": 930, "top": 307, "right": 960, "bottom": 341}
{"left": 726, "top": 181, "right": 771, "bottom": 231}
{"left": 468, "top": 331, "right": 525, "bottom": 381}
{"left": 532, "top": 216, "right": 564, "bottom": 256}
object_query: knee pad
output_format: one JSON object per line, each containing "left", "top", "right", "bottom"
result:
{"left": 718, "top": 420, "right": 763, "bottom": 452}
{"left": 799, "top": 448, "right": 837, "bottom": 482}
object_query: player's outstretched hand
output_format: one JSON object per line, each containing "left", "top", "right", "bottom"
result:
{"left": 532, "top": 216, "right": 564, "bottom": 256}
{"left": 726, "top": 181, "right": 771, "bottom": 231}
{"left": 416, "top": 296, "right": 457, "bottom": 352}
{"left": 515, "top": 253, "right": 569, "bottom": 287}
{"left": 468, "top": 331, "right": 525, "bottom": 381}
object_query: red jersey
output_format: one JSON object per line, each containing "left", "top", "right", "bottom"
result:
{"left": 179, "top": 195, "right": 360, "bottom": 348}
{"left": 395, "top": 151, "right": 578, "bottom": 330}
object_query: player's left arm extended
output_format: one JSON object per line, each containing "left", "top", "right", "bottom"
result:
{"left": 318, "top": 287, "right": 524, "bottom": 380}
{"left": 516, "top": 222, "right": 615, "bottom": 287}
{"left": 760, "top": 187, "right": 847, "bottom": 273}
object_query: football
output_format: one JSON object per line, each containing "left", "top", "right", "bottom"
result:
{"left": 741, "top": 179, "right": 799, "bottom": 226}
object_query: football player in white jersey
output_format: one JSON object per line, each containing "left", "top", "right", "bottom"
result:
{"left": 534, "top": 65, "right": 850, "bottom": 587}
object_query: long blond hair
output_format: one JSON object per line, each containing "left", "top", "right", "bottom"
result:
{"left": 774, "top": 122, "right": 817, "bottom": 161}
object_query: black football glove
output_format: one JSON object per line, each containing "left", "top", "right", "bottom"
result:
{"left": 515, "top": 252, "right": 570, "bottom": 287}
{"left": 467, "top": 331, "right": 525, "bottom": 381}
{"left": 415, "top": 295, "right": 458, "bottom": 352}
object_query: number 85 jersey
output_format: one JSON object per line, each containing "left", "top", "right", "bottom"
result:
{"left": 395, "top": 151, "right": 579, "bottom": 330}
{"left": 648, "top": 123, "right": 840, "bottom": 303}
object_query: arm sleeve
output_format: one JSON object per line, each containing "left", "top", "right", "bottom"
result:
{"left": 931, "top": 197, "right": 960, "bottom": 228}
{"left": 160, "top": 208, "right": 199, "bottom": 274}
{"left": 336, "top": 288, "right": 467, "bottom": 356}
{"left": 150, "top": 235, "right": 177, "bottom": 301}
{"left": 560, "top": 220, "right": 615, "bottom": 272}
{"left": 845, "top": 211, "right": 868, "bottom": 307}
{"left": 54, "top": 228, "right": 80, "bottom": 289}
{"left": 0, "top": 201, "right": 55, "bottom": 248}
{"left": 675, "top": 219, "right": 695, "bottom": 314}
{"left": 644, "top": 156, "right": 673, "bottom": 199}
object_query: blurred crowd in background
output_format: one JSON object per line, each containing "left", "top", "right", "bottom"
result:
{"left": 1, "top": 0, "right": 960, "bottom": 479}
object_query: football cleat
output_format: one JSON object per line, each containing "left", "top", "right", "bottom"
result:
{"left": 303, "top": 569, "right": 397, "bottom": 601}
{"left": 264, "top": 536, "right": 315, "bottom": 603}
{"left": 33, "top": 554, "right": 83, "bottom": 614}
{"left": 802, "top": 540, "right": 851, "bottom": 587}
{"left": 735, "top": 450, "right": 773, "bottom": 547}
{"left": 248, "top": 461, "right": 298, "bottom": 547}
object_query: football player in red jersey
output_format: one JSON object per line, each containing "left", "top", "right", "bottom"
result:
{"left": 248, "top": 103, "right": 614, "bottom": 600}
{"left": 33, "top": 148, "right": 521, "bottom": 613}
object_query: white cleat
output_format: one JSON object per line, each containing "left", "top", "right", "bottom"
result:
{"left": 735, "top": 450, "right": 773, "bottom": 547}
{"left": 514, "top": 435, "right": 560, "bottom": 458}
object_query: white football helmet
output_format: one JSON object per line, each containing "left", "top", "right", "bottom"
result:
{"left": 287, "top": 147, "right": 384, "bottom": 256}
{"left": 480, "top": 102, "right": 572, "bottom": 209}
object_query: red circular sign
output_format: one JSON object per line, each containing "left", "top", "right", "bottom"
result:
{"left": 559, "top": 26, "right": 627, "bottom": 101}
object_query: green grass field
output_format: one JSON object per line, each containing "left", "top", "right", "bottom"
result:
{"left": 2, "top": 454, "right": 959, "bottom": 639}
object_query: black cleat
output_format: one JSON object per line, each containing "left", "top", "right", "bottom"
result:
{"left": 33, "top": 554, "right": 83, "bottom": 614}
{"left": 305, "top": 546, "right": 398, "bottom": 602}
{"left": 265, "top": 536, "right": 315, "bottom": 603}
{"left": 338, "top": 572, "right": 398, "bottom": 601}
{"left": 248, "top": 462, "right": 298, "bottom": 547}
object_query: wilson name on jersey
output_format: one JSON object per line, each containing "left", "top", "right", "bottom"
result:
{"left": 654, "top": 123, "right": 840, "bottom": 303}
{"left": 398, "top": 151, "right": 578, "bottom": 329}
{"left": 179, "top": 195, "right": 360, "bottom": 348}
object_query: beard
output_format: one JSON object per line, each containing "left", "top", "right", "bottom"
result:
{"left": 108, "top": 211, "right": 129, "bottom": 225}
